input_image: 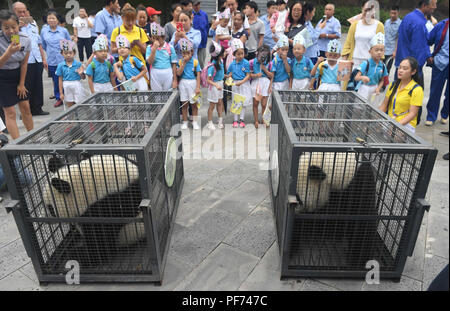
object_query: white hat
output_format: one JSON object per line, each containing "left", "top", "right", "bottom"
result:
{"left": 327, "top": 39, "right": 341, "bottom": 53}
{"left": 293, "top": 33, "right": 305, "bottom": 47}
{"left": 277, "top": 34, "right": 289, "bottom": 49}
{"left": 370, "top": 32, "right": 385, "bottom": 48}
{"left": 230, "top": 38, "right": 244, "bottom": 52}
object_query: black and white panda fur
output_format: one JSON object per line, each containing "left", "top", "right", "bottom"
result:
{"left": 42, "top": 155, "right": 146, "bottom": 266}
{"left": 295, "top": 152, "right": 378, "bottom": 266}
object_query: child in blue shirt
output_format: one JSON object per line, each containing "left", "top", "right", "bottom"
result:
{"left": 355, "top": 33, "right": 388, "bottom": 100}
{"left": 113, "top": 35, "right": 149, "bottom": 91}
{"left": 250, "top": 44, "right": 274, "bottom": 128}
{"left": 290, "top": 35, "right": 314, "bottom": 90}
{"left": 56, "top": 39, "right": 85, "bottom": 108}
{"left": 226, "top": 38, "right": 252, "bottom": 128}
{"left": 271, "top": 34, "right": 291, "bottom": 91}
{"left": 86, "top": 36, "right": 116, "bottom": 94}
{"left": 177, "top": 38, "right": 202, "bottom": 130}
{"left": 146, "top": 23, "right": 178, "bottom": 91}
{"left": 311, "top": 39, "right": 341, "bottom": 91}
{"left": 206, "top": 42, "right": 225, "bottom": 130}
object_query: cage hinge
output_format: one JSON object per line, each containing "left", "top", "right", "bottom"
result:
{"left": 139, "top": 199, "right": 152, "bottom": 211}
{"left": 5, "top": 200, "right": 20, "bottom": 213}
{"left": 288, "top": 195, "right": 299, "bottom": 205}
{"left": 416, "top": 198, "right": 431, "bottom": 212}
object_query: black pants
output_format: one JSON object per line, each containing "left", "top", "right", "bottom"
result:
{"left": 25, "top": 62, "right": 44, "bottom": 114}
{"left": 77, "top": 37, "right": 93, "bottom": 62}
{"left": 384, "top": 54, "right": 395, "bottom": 74}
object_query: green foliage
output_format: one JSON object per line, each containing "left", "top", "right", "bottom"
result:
{"left": 312, "top": 6, "right": 396, "bottom": 28}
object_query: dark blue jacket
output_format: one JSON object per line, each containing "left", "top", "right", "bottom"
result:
{"left": 428, "top": 18, "right": 449, "bottom": 48}
{"left": 395, "top": 9, "right": 431, "bottom": 68}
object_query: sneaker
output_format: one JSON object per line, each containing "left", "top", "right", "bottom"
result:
{"left": 232, "top": 121, "right": 238, "bottom": 128}
{"left": 444, "top": 153, "right": 449, "bottom": 161}
{"left": 441, "top": 118, "right": 448, "bottom": 124}
{"left": 425, "top": 120, "right": 434, "bottom": 126}
{"left": 181, "top": 121, "right": 188, "bottom": 130}
{"left": 217, "top": 118, "right": 224, "bottom": 129}
{"left": 440, "top": 131, "right": 449, "bottom": 137}
{"left": 207, "top": 121, "right": 215, "bottom": 130}
{"left": 239, "top": 120, "right": 246, "bottom": 128}
{"left": 192, "top": 121, "right": 200, "bottom": 130}
{"left": 54, "top": 100, "right": 63, "bottom": 108}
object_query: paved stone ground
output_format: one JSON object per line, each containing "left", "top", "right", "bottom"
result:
{"left": 0, "top": 39, "right": 448, "bottom": 291}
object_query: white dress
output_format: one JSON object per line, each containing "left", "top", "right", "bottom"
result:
{"left": 352, "top": 20, "right": 378, "bottom": 68}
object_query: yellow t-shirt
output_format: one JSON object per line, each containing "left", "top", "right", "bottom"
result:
{"left": 111, "top": 25, "right": 149, "bottom": 63}
{"left": 386, "top": 80, "right": 424, "bottom": 128}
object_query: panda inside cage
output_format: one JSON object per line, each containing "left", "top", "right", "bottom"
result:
{"left": 271, "top": 91, "right": 436, "bottom": 279}
{"left": 1, "top": 91, "right": 183, "bottom": 282}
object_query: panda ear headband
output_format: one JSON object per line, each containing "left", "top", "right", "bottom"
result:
{"left": 210, "top": 41, "right": 222, "bottom": 57}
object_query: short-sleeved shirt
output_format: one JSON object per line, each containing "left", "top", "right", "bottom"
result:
{"left": 86, "top": 58, "right": 114, "bottom": 83}
{"left": 177, "top": 58, "right": 201, "bottom": 80}
{"left": 208, "top": 60, "right": 225, "bottom": 82}
{"left": 316, "top": 16, "right": 342, "bottom": 52}
{"left": 55, "top": 60, "right": 83, "bottom": 81}
{"left": 246, "top": 18, "right": 265, "bottom": 53}
{"left": 251, "top": 59, "right": 272, "bottom": 79}
{"left": 232, "top": 27, "right": 249, "bottom": 41}
{"left": 0, "top": 31, "right": 31, "bottom": 70}
{"left": 170, "top": 27, "right": 202, "bottom": 60}
{"left": 260, "top": 14, "right": 276, "bottom": 50}
{"left": 89, "top": 16, "right": 97, "bottom": 37}
{"left": 356, "top": 58, "right": 388, "bottom": 86}
{"left": 386, "top": 80, "right": 424, "bottom": 128}
{"left": 121, "top": 55, "right": 144, "bottom": 80}
{"left": 291, "top": 56, "right": 314, "bottom": 80}
{"left": 145, "top": 43, "right": 177, "bottom": 70}
{"left": 384, "top": 18, "right": 402, "bottom": 56}
{"left": 227, "top": 58, "right": 250, "bottom": 81}
{"left": 94, "top": 8, "right": 122, "bottom": 41}
{"left": 271, "top": 54, "right": 291, "bottom": 82}
{"left": 315, "top": 61, "right": 339, "bottom": 85}
{"left": 40, "top": 26, "right": 71, "bottom": 66}
{"left": 20, "top": 23, "right": 42, "bottom": 63}
{"left": 73, "top": 16, "right": 91, "bottom": 38}
{"left": 304, "top": 21, "right": 320, "bottom": 59}
{"left": 164, "top": 22, "right": 176, "bottom": 43}
{"left": 111, "top": 25, "right": 149, "bottom": 63}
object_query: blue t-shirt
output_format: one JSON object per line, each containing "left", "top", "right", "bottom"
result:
{"left": 121, "top": 55, "right": 144, "bottom": 80}
{"left": 85, "top": 58, "right": 114, "bottom": 84}
{"left": 55, "top": 60, "right": 83, "bottom": 81}
{"left": 271, "top": 54, "right": 291, "bottom": 82}
{"left": 227, "top": 59, "right": 250, "bottom": 81}
{"left": 208, "top": 60, "right": 225, "bottom": 82}
{"left": 177, "top": 58, "right": 201, "bottom": 80}
{"left": 145, "top": 43, "right": 177, "bottom": 70}
{"left": 251, "top": 59, "right": 272, "bottom": 79}
{"left": 315, "top": 61, "right": 339, "bottom": 85}
{"left": 291, "top": 56, "right": 314, "bottom": 80}
{"left": 357, "top": 58, "right": 388, "bottom": 87}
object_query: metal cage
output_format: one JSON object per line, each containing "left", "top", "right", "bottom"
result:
{"left": 1, "top": 91, "right": 184, "bottom": 284}
{"left": 269, "top": 90, "right": 437, "bottom": 280}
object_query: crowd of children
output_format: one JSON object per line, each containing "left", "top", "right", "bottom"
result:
{"left": 49, "top": 21, "right": 412, "bottom": 132}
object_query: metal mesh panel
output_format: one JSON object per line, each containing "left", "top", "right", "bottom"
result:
{"left": 269, "top": 90, "right": 436, "bottom": 279}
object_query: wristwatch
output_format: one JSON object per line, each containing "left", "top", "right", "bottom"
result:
{"left": 326, "top": 34, "right": 329, "bottom": 38}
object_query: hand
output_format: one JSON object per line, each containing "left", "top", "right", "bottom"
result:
{"left": 235, "top": 81, "right": 242, "bottom": 87}
{"left": 271, "top": 27, "right": 276, "bottom": 34}
{"left": 131, "top": 39, "right": 140, "bottom": 48}
{"left": 153, "top": 40, "right": 160, "bottom": 49}
{"left": 427, "top": 57, "right": 434, "bottom": 65}
{"left": 268, "top": 85, "right": 272, "bottom": 94}
{"left": 6, "top": 42, "right": 21, "bottom": 56}
{"left": 195, "top": 88, "right": 200, "bottom": 95}
{"left": 43, "top": 60, "right": 48, "bottom": 71}
{"left": 361, "top": 76, "right": 370, "bottom": 84}
{"left": 17, "top": 84, "right": 28, "bottom": 99}
{"left": 172, "top": 80, "right": 178, "bottom": 89}
{"left": 73, "top": 36, "right": 78, "bottom": 43}
{"left": 392, "top": 51, "right": 396, "bottom": 59}
{"left": 317, "top": 57, "right": 325, "bottom": 64}
{"left": 131, "top": 76, "right": 138, "bottom": 82}
{"left": 216, "top": 83, "right": 223, "bottom": 91}
{"left": 375, "top": 87, "right": 381, "bottom": 95}
{"left": 60, "top": 93, "right": 65, "bottom": 102}
{"left": 76, "top": 66, "right": 84, "bottom": 75}
{"left": 183, "top": 54, "right": 190, "bottom": 63}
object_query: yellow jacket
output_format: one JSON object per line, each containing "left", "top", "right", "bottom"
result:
{"left": 342, "top": 21, "right": 385, "bottom": 60}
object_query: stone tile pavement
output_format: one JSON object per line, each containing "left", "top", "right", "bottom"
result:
{"left": 0, "top": 50, "right": 448, "bottom": 291}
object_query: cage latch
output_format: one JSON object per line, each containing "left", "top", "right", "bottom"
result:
{"left": 67, "top": 138, "right": 83, "bottom": 149}
{"left": 416, "top": 198, "right": 431, "bottom": 212}
{"left": 355, "top": 137, "right": 368, "bottom": 147}
{"left": 5, "top": 200, "right": 20, "bottom": 214}
{"left": 139, "top": 199, "right": 152, "bottom": 211}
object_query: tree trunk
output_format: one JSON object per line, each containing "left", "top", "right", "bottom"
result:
{"left": 46, "top": 0, "right": 54, "bottom": 8}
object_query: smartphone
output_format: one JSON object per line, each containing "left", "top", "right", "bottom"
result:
{"left": 11, "top": 34, "right": 20, "bottom": 44}
{"left": 176, "top": 22, "right": 184, "bottom": 32}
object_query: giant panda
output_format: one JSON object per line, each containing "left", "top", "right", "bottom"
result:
{"left": 42, "top": 154, "right": 147, "bottom": 267}
{"left": 295, "top": 152, "right": 379, "bottom": 267}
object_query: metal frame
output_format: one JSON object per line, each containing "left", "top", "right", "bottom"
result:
{"left": 269, "top": 90, "right": 438, "bottom": 280}
{"left": 1, "top": 91, "right": 183, "bottom": 284}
